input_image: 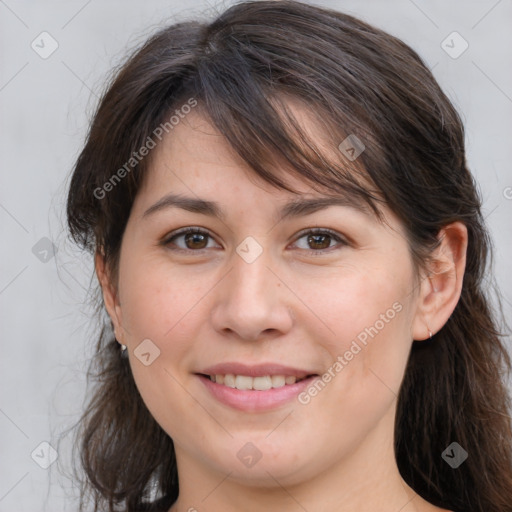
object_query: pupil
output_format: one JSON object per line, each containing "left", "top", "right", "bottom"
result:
{"left": 309, "top": 234, "right": 330, "bottom": 250}
{"left": 186, "top": 232, "right": 207, "bottom": 249}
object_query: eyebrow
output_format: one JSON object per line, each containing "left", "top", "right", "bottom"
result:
{"left": 141, "top": 192, "right": 370, "bottom": 222}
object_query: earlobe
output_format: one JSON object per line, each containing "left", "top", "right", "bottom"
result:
{"left": 95, "top": 250, "right": 125, "bottom": 344}
{"left": 412, "top": 222, "right": 468, "bottom": 340}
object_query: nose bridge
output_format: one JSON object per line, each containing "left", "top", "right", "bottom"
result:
{"left": 210, "top": 238, "right": 293, "bottom": 340}
{"left": 229, "top": 240, "right": 277, "bottom": 314}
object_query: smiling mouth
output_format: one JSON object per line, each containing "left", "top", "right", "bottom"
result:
{"left": 199, "top": 373, "right": 317, "bottom": 391}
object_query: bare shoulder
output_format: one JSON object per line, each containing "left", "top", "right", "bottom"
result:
{"left": 414, "top": 499, "right": 453, "bottom": 512}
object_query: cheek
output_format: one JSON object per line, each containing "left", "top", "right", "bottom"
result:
{"left": 287, "top": 270, "right": 414, "bottom": 464}
{"left": 121, "top": 282, "right": 202, "bottom": 442}
{"left": 304, "top": 259, "right": 415, "bottom": 402}
{"left": 118, "top": 253, "right": 203, "bottom": 344}
{"left": 313, "top": 262, "right": 412, "bottom": 348}
{"left": 117, "top": 255, "right": 218, "bottom": 430}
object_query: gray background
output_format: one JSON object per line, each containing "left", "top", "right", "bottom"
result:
{"left": 1, "top": 0, "right": 511, "bottom": 510}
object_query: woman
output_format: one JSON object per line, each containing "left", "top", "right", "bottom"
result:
{"left": 65, "top": 1, "right": 512, "bottom": 511}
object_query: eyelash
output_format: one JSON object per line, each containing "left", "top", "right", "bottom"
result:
{"left": 162, "top": 226, "right": 348, "bottom": 254}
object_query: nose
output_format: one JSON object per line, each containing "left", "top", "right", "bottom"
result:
{"left": 210, "top": 244, "right": 294, "bottom": 342}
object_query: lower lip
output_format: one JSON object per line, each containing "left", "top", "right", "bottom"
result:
{"left": 197, "top": 374, "right": 318, "bottom": 412}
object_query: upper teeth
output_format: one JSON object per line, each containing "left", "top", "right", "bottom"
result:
{"left": 209, "top": 374, "right": 300, "bottom": 390}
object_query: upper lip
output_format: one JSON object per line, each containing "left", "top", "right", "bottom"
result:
{"left": 198, "top": 362, "right": 318, "bottom": 379}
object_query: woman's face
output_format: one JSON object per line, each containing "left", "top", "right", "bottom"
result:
{"left": 104, "top": 107, "right": 428, "bottom": 486}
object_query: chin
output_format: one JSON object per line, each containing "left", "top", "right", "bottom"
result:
{"left": 204, "top": 433, "right": 322, "bottom": 487}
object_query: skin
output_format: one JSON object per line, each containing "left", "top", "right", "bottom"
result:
{"left": 97, "top": 106, "right": 467, "bottom": 512}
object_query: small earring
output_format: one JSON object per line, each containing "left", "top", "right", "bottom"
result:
{"left": 429, "top": 331, "right": 433, "bottom": 339}
{"left": 121, "top": 344, "right": 128, "bottom": 359}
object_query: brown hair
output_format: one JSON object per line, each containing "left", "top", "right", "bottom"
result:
{"left": 65, "top": 1, "right": 512, "bottom": 511}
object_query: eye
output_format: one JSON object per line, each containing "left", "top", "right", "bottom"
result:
{"left": 162, "top": 227, "right": 219, "bottom": 252}
{"left": 292, "top": 228, "right": 347, "bottom": 253}
{"left": 162, "top": 227, "right": 348, "bottom": 254}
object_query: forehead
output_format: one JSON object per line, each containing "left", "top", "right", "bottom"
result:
{"left": 128, "top": 105, "right": 404, "bottom": 240}
{"left": 153, "top": 110, "right": 272, "bottom": 187}
{"left": 138, "top": 100, "right": 367, "bottom": 202}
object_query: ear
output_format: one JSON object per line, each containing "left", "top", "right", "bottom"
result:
{"left": 95, "top": 250, "right": 125, "bottom": 345}
{"left": 411, "top": 222, "right": 468, "bottom": 340}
